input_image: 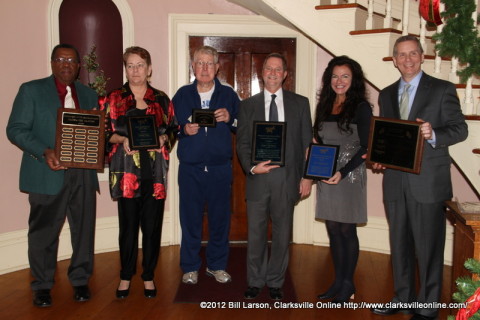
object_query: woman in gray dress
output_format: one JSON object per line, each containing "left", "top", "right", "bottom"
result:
{"left": 313, "top": 56, "right": 372, "bottom": 303}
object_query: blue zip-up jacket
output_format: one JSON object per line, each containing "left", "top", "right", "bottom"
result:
{"left": 173, "top": 77, "right": 240, "bottom": 166}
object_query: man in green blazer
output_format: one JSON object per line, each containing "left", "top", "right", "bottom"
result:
{"left": 6, "top": 44, "right": 99, "bottom": 307}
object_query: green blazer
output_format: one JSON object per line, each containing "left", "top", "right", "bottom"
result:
{"left": 6, "top": 75, "right": 99, "bottom": 195}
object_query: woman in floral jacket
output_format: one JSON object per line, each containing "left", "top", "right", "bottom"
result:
{"left": 101, "top": 46, "right": 177, "bottom": 299}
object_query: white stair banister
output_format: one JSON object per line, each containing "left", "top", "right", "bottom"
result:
{"left": 384, "top": 0, "right": 392, "bottom": 28}
{"left": 402, "top": 0, "right": 410, "bottom": 35}
{"left": 434, "top": 21, "right": 443, "bottom": 74}
{"left": 420, "top": 17, "right": 426, "bottom": 53}
{"left": 465, "top": 78, "right": 475, "bottom": 115}
{"left": 366, "top": 0, "right": 374, "bottom": 29}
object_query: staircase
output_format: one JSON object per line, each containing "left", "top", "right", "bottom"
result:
{"left": 228, "top": 0, "right": 480, "bottom": 195}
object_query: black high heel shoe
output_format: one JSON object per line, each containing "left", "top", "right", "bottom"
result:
{"left": 331, "top": 283, "right": 355, "bottom": 303}
{"left": 116, "top": 281, "right": 130, "bottom": 299}
{"left": 317, "top": 282, "right": 341, "bottom": 300}
{"left": 144, "top": 281, "right": 156, "bottom": 298}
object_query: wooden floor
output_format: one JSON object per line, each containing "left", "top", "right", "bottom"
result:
{"left": 0, "top": 245, "right": 455, "bottom": 320}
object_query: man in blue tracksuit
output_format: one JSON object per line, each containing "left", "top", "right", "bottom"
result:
{"left": 173, "top": 46, "right": 240, "bottom": 285}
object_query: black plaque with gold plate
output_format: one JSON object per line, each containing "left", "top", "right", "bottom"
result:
{"left": 55, "top": 108, "right": 105, "bottom": 170}
{"left": 251, "top": 121, "right": 286, "bottom": 166}
{"left": 367, "top": 116, "right": 424, "bottom": 174}
{"left": 192, "top": 108, "right": 216, "bottom": 127}
{"left": 126, "top": 115, "right": 160, "bottom": 150}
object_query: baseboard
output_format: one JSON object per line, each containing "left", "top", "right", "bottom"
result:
{"left": 0, "top": 215, "right": 454, "bottom": 275}
{"left": 310, "top": 216, "right": 454, "bottom": 265}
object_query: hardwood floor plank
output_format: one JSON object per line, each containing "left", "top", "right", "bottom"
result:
{"left": 0, "top": 245, "right": 455, "bottom": 319}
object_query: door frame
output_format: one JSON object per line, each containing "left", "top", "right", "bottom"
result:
{"left": 168, "top": 14, "right": 317, "bottom": 245}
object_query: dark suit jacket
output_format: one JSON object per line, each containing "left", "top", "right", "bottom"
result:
{"left": 236, "top": 90, "right": 312, "bottom": 203}
{"left": 379, "top": 72, "right": 467, "bottom": 203}
{"left": 6, "top": 75, "right": 99, "bottom": 195}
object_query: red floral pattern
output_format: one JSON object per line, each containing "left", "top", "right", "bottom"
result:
{"left": 102, "top": 82, "right": 178, "bottom": 200}
{"left": 153, "top": 183, "right": 166, "bottom": 199}
{"left": 120, "top": 173, "right": 139, "bottom": 198}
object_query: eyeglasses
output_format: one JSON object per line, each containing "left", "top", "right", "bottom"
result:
{"left": 195, "top": 61, "right": 216, "bottom": 69}
{"left": 52, "top": 57, "right": 78, "bottom": 64}
{"left": 126, "top": 63, "right": 146, "bottom": 70}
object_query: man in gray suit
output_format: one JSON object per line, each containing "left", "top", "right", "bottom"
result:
{"left": 236, "top": 53, "right": 312, "bottom": 300}
{"left": 6, "top": 44, "right": 98, "bottom": 307}
{"left": 371, "top": 36, "right": 467, "bottom": 320}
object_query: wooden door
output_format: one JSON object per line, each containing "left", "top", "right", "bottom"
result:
{"left": 188, "top": 36, "right": 297, "bottom": 241}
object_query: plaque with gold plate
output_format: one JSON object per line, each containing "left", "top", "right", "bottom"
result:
{"left": 55, "top": 108, "right": 105, "bottom": 170}
{"left": 367, "top": 116, "right": 424, "bottom": 174}
{"left": 251, "top": 121, "right": 286, "bottom": 166}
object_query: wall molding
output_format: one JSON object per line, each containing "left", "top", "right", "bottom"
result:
{"left": 0, "top": 215, "right": 454, "bottom": 275}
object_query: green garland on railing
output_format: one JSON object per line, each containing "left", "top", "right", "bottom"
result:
{"left": 432, "top": 0, "right": 480, "bottom": 83}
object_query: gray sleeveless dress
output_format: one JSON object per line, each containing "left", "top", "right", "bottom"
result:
{"left": 315, "top": 121, "right": 367, "bottom": 224}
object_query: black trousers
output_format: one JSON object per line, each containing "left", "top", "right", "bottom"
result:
{"left": 118, "top": 193, "right": 165, "bottom": 281}
{"left": 28, "top": 169, "right": 96, "bottom": 290}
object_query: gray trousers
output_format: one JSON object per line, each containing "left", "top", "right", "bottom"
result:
{"left": 246, "top": 169, "right": 295, "bottom": 288}
{"left": 386, "top": 174, "right": 446, "bottom": 318}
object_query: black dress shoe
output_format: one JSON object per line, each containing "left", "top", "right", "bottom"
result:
{"left": 410, "top": 314, "right": 436, "bottom": 320}
{"left": 73, "top": 285, "right": 90, "bottom": 302}
{"left": 269, "top": 287, "right": 283, "bottom": 300}
{"left": 244, "top": 287, "right": 260, "bottom": 299}
{"left": 33, "top": 289, "right": 52, "bottom": 307}
{"left": 371, "top": 307, "right": 412, "bottom": 316}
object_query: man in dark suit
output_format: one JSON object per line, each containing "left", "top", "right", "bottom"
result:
{"left": 371, "top": 36, "right": 468, "bottom": 320}
{"left": 236, "top": 53, "right": 312, "bottom": 300}
{"left": 6, "top": 44, "right": 99, "bottom": 307}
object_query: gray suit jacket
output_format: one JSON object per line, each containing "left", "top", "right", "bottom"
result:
{"left": 379, "top": 72, "right": 468, "bottom": 203}
{"left": 6, "top": 75, "right": 99, "bottom": 195}
{"left": 236, "top": 90, "right": 312, "bottom": 203}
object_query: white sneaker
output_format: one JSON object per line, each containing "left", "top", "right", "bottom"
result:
{"left": 182, "top": 271, "right": 198, "bottom": 284}
{"left": 206, "top": 268, "right": 232, "bottom": 283}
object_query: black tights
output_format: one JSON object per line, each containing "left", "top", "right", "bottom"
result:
{"left": 324, "top": 220, "right": 359, "bottom": 296}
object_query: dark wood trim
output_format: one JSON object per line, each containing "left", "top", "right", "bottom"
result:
{"left": 316, "top": 3, "right": 400, "bottom": 22}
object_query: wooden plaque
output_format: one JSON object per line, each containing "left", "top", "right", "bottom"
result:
{"left": 55, "top": 108, "right": 105, "bottom": 170}
{"left": 367, "top": 116, "right": 424, "bottom": 174}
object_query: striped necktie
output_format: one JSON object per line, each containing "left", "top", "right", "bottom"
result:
{"left": 399, "top": 84, "right": 410, "bottom": 120}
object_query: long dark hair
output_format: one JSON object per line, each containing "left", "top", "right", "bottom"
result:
{"left": 313, "top": 55, "right": 367, "bottom": 142}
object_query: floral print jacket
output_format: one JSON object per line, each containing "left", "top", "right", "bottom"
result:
{"left": 101, "top": 82, "right": 178, "bottom": 199}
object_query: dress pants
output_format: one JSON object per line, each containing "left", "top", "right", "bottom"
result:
{"left": 118, "top": 193, "right": 165, "bottom": 281}
{"left": 28, "top": 168, "right": 96, "bottom": 290}
{"left": 386, "top": 174, "right": 446, "bottom": 318}
{"left": 178, "top": 163, "right": 232, "bottom": 273}
{"left": 246, "top": 168, "right": 295, "bottom": 288}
